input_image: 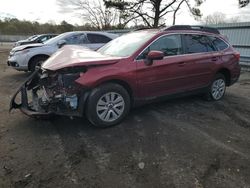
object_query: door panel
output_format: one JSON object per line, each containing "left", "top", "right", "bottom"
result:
{"left": 136, "top": 56, "right": 190, "bottom": 99}
{"left": 136, "top": 34, "right": 188, "bottom": 99}
{"left": 181, "top": 34, "right": 220, "bottom": 90}
{"left": 179, "top": 52, "right": 222, "bottom": 90}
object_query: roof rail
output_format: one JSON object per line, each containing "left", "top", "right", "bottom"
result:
{"left": 164, "top": 25, "right": 220, "bottom": 34}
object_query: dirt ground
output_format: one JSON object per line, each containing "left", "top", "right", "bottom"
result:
{"left": 0, "top": 48, "right": 250, "bottom": 188}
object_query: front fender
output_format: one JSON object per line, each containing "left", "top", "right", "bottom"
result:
{"left": 75, "top": 66, "right": 136, "bottom": 90}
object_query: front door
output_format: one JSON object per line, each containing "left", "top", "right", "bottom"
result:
{"left": 136, "top": 34, "right": 189, "bottom": 99}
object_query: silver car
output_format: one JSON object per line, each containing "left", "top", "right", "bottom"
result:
{"left": 7, "top": 31, "right": 118, "bottom": 71}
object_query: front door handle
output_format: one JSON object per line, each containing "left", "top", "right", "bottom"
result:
{"left": 178, "top": 62, "right": 186, "bottom": 66}
{"left": 211, "top": 57, "right": 218, "bottom": 61}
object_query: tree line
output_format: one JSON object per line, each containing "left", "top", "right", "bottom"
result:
{"left": 0, "top": 19, "right": 99, "bottom": 35}
{"left": 0, "top": 0, "right": 248, "bottom": 35}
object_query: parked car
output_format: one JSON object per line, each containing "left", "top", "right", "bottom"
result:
{"left": 7, "top": 31, "right": 118, "bottom": 72}
{"left": 10, "top": 25, "right": 241, "bottom": 127}
{"left": 14, "top": 34, "right": 57, "bottom": 47}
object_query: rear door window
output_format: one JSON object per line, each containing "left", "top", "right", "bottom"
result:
{"left": 65, "top": 34, "right": 88, "bottom": 45}
{"left": 87, "top": 34, "right": 112, "bottom": 44}
{"left": 184, "top": 34, "right": 216, "bottom": 54}
{"left": 209, "top": 37, "right": 229, "bottom": 51}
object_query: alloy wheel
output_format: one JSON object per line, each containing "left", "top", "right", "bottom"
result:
{"left": 96, "top": 92, "right": 125, "bottom": 122}
{"left": 211, "top": 78, "right": 226, "bottom": 100}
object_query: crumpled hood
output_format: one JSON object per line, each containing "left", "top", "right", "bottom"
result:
{"left": 12, "top": 43, "right": 44, "bottom": 52}
{"left": 42, "top": 45, "right": 122, "bottom": 71}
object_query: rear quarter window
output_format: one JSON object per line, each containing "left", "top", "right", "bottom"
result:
{"left": 87, "top": 34, "right": 112, "bottom": 43}
{"left": 209, "top": 36, "right": 229, "bottom": 51}
{"left": 65, "top": 34, "right": 88, "bottom": 44}
{"left": 184, "top": 34, "right": 216, "bottom": 54}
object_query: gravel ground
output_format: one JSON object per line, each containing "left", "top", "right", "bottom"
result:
{"left": 1, "top": 48, "right": 250, "bottom": 188}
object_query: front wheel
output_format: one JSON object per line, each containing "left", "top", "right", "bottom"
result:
{"left": 205, "top": 73, "right": 226, "bottom": 101}
{"left": 86, "top": 83, "right": 131, "bottom": 128}
{"left": 29, "top": 56, "right": 48, "bottom": 72}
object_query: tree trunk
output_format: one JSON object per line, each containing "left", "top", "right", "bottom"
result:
{"left": 153, "top": 0, "right": 161, "bottom": 28}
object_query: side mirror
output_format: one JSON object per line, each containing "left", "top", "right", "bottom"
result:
{"left": 145, "top": 50, "right": 164, "bottom": 66}
{"left": 57, "top": 40, "right": 67, "bottom": 48}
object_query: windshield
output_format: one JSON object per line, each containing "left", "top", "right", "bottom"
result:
{"left": 97, "top": 31, "right": 156, "bottom": 57}
{"left": 30, "top": 35, "right": 41, "bottom": 42}
{"left": 27, "top": 35, "right": 37, "bottom": 41}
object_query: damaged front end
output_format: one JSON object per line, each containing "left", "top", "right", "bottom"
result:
{"left": 9, "top": 67, "right": 89, "bottom": 118}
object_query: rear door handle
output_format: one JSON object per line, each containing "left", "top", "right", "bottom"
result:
{"left": 211, "top": 57, "right": 218, "bottom": 61}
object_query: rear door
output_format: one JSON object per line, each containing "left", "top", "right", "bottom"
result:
{"left": 86, "top": 33, "right": 112, "bottom": 50}
{"left": 181, "top": 34, "right": 219, "bottom": 89}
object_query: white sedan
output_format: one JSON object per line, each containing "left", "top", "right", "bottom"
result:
{"left": 7, "top": 31, "right": 118, "bottom": 72}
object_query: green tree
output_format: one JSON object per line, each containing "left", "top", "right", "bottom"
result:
{"left": 58, "top": 21, "right": 74, "bottom": 32}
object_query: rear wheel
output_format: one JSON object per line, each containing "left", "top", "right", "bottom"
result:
{"left": 205, "top": 73, "right": 226, "bottom": 101}
{"left": 29, "top": 56, "right": 48, "bottom": 72}
{"left": 86, "top": 83, "right": 130, "bottom": 128}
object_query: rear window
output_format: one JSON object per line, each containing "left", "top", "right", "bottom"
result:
{"left": 209, "top": 37, "right": 229, "bottom": 51}
{"left": 184, "top": 34, "right": 216, "bottom": 53}
{"left": 87, "top": 34, "right": 111, "bottom": 43}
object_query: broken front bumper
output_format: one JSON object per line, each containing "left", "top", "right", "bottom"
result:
{"left": 9, "top": 69, "right": 89, "bottom": 118}
{"left": 9, "top": 70, "right": 53, "bottom": 117}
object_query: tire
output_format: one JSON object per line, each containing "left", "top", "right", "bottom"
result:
{"left": 86, "top": 83, "right": 131, "bottom": 128}
{"left": 29, "top": 56, "right": 48, "bottom": 72}
{"left": 204, "top": 73, "right": 226, "bottom": 101}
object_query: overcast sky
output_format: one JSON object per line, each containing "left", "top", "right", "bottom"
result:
{"left": 0, "top": 0, "right": 250, "bottom": 25}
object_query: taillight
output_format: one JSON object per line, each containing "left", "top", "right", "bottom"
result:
{"left": 234, "top": 52, "right": 240, "bottom": 61}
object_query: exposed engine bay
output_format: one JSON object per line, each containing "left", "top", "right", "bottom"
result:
{"left": 10, "top": 67, "right": 88, "bottom": 117}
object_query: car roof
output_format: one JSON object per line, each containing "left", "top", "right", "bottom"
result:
{"left": 162, "top": 29, "right": 218, "bottom": 36}
{"left": 132, "top": 25, "right": 221, "bottom": 36}
{"left": 126, "top": 27, "right": 228, "bottom": 45}
{"left": 127, "top": 29, "right": 161, "bottom": 36}
{"left": 35, "top": 34, "right": 58, "bottom": 37}
{"left": 164, "top": 25, "right": 220, "bottom": 34}
{"left": 61, "top": 31, "right": 119, "bottom": 39}
{"left": 44, "top": 31, "right": 119, "bottom": 45}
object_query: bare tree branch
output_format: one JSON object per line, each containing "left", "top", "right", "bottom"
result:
{"left": 172, "top": 0, "right": 185, "bottom": 25}
{"left": 57, "top": 0, "right": 118, "bottom": 29}
{"left": 104, "top": 0, "right": 204, "bottom": 28}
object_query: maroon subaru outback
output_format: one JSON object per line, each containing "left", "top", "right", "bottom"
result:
{"left": 10, "top": 25, "right": 241, "bottom": 127}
